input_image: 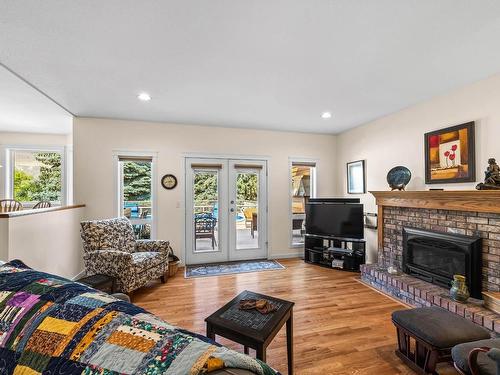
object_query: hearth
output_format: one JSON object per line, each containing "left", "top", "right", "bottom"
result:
{"left": 402, "top": 227, "right": 482, "bottom": 299}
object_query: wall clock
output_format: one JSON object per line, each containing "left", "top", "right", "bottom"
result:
{"left": 161, "top": 174, "right": 177, "bottom": 190}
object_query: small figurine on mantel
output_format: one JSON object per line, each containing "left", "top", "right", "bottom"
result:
{"left": 476, "top": 158, "right": 500, "bottom": 190}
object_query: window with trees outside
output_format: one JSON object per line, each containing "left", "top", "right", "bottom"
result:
{"left": 291, "top": 162, "right": 316, "bottom": 246}
{"left": 118, "top": 156, "right": 154, "bottom": 240}
{"left": 10, "top": 149, "right": 65, "bottom": 206}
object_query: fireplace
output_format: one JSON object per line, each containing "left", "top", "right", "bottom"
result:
{"left": 402, "top": 227, "right": 482, "bottom": 299}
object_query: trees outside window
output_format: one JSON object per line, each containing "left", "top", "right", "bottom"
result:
{"left": 123, "top": 161, "right": 151, "bottom": 202}
{"left": 193, "top": 173, "right": 257, "bottom": 205}
{"left": 12, "top": 151, "right": 63, "bottom": 204}
{"left": 119, "top": 159, "right": 154, "bottom": 240}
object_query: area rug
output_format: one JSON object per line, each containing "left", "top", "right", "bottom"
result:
{"left": 185, "top": 259, "right": 285, "bottom": 278}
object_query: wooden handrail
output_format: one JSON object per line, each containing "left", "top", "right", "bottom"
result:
{"left": 0, "top": 204, "right": 86, "bottom": 218}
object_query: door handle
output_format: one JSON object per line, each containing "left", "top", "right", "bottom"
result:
{"left": 230, "top": 200, "right": 234, "bottom": 204}
{"left": 230, "top": 208, "right": 235, "bottom": 212}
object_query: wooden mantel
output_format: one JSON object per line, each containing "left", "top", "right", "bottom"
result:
{"left": 370, "top": 190, "right": 500, "bottom": 249}
{"left": 371, "top": 190, "right": 500, "bottom": 214}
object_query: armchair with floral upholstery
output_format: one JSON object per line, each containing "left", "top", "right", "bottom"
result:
{"left": 80, "top": 217, "right": 171, "bottom": 293}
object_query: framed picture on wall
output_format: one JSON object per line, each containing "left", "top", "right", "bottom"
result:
{"left": 347, "top": 160, "right": 366, "bottom": 194}
{"left": 424, "top": 122, "right": 476, "bottom": 184}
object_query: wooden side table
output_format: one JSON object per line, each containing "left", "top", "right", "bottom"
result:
{"left": 205, "top": 290, "right": 294, "bottom": 374}
{"left": 77, "top": 274, "right": 116, "bottom": 294}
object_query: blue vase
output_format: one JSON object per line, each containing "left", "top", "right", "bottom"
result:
{"left": 450, "top": 275, "right": 470, "bottom": 303}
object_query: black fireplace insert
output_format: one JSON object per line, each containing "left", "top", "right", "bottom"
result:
{"left": 402, "top": 227, "right": 482, "bottom": 299}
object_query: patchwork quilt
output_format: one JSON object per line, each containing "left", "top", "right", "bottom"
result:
{"left": 0, "top": 260, "right": 276, "bottom": 375}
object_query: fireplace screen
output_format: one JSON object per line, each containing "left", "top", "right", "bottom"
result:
{"left": 407, "top": 237, "right": 466, "bottom": 279}
{"left": 402, "top": 227, "right": 482, "bottom": 298}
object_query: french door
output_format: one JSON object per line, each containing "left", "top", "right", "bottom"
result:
{"left": 185, "top": 158, "right": 268, "bottom": 265}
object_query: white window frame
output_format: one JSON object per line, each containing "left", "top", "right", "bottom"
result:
{"left": 1, "top": 145, "right": 68, "bottom": 207}
{"left": 289, "top": 158, "right": 318, "bottom": 248}
{"left": 113, "top": 150, "right": 158, "bottom": 240}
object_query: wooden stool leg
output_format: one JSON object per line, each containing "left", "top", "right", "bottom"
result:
{"left": 415, "top": 340, "right": 426, "bottom": 368}
{"left": 206, "top": 323, "right": 215, "bottom": 341}
{"left": 287, "top": 312, "right": 294, "bottom": 375}
{"left": 256, "top": 344, "right": 266, "bottom": 362}
{"left": 424, "top": 350, "right": 439, "bottom": 374}
{"left": 396, "top": 327, "right": 408, "bottom": 355}
{"left": 393, "top": 322, "right": 445, "bottom": 375}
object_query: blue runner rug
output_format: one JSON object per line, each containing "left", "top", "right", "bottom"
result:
{"left": 185, "top": 259, "right": 285, "bottom": 278}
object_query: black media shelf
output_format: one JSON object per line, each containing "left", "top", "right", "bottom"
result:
{"left": 304, "top": 234, "right": 366, "bottom": 272}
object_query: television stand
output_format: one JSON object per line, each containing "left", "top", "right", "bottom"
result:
{"left": 304, "top": 234, "right": 366, "bottom": 271}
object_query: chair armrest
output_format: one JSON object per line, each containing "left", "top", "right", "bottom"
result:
{"left": 135, "top": 240, "right": 171, "bottom": 255}
{"left": 86, "top": 249, "right": 133, "bottom": 263}
{"left": 84, "top": 250, "right": 134, "bottom": 280}
{"left": 468, "top": 347, "right": 491, "bottom": 375}
{"left": 487, "top": 348, "right": 500, "bottom": 375}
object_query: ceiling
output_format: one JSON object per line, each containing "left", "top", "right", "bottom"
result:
{"left": 0, "top": 65, "right": 72, "bottom": 134}
{"left": 2, "top": 1, "right": 500, "bottom": 135}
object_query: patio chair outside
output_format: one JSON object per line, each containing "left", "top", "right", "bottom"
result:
{"left": 195, "top": 213, "right": 217, "bottom": 250}
{"left": 33, "top": 201, "right": 51, "bottom": 209}
{"left": 0, "top": 199, "right": 23, "bottom": 213}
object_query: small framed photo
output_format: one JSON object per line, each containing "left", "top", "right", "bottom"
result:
{"left": 347, "top": 160, "right": 366, "bottom": 194}
{"left": 424, "top": 122, "right": 476, "bottom": 184}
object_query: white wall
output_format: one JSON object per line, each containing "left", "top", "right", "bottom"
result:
{"left": 73, "top": 118, "right": 337, "bottom": 262}
{"left": 0, "top": 219, "right": 8, "bottom": 261}
{"left": 0, "top": 131, "right": 70, "bottom": 146}
{"left": 0, "top": 206, "right": 85, "bottom": 279}
{"left": 336, "top": 73, "right": 500, "bottom": 263}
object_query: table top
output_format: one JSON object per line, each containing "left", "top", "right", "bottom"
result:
{"left": 78, "top": 274, "right": 115, "bottom": 286}
{"left": 205, "top": 290, "right": 294, "bottom": 343}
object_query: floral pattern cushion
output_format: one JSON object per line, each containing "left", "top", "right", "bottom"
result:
{"left": 135, "top": 239, "right": 172, "bottom": 254}
{"left": 81, "top": 217, "right": 136, "bottom": 254}
{"left": 80, "top": 218, "right": 169, "bottom": 293}
{"left": 131, "top": 252, "right": 164, "bottom": 271}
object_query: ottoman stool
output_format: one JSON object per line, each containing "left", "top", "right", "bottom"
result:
{"left": 392, "top": 307, "right": 490, "bottom": 374}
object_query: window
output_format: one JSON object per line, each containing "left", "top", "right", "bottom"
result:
{"left": 116, "top": 154, "right": 156, "bottom": 240}
{"left": 290, "top": 161, "right": 316, "bottom": 246}
{"left": 4, "top": 147, "right": 66, "bottom": 207}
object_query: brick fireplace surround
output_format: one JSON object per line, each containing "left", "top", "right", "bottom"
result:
{"left": 361, "top": 191, "right": 500, "bottom": 333}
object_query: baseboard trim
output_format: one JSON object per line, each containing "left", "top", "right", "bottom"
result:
{"left": 71, "top": 270, "right": 86, "bottom": 281}
{"left": 268, "top": 251, "right": 303, "bottom": 260}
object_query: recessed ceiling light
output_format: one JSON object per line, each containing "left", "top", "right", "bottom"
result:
{"left": 321, "top": 111, "right": 332, "bottom": 119}
{"left": 137, "top": 92, "right": 151, "bottom": 101}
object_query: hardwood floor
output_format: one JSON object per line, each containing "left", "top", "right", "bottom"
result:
{"left": 133, "top": 259, "right": 457, "bottom": 375}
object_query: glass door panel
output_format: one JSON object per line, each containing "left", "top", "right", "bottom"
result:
{"left": 229, "top": 160, "right": 267, "bottom": 260}
{"left": 185, "top": 159, "right": 228, "bottom": 265}
{"left": 193, "top": 170, "right": 219, "bottom": 252}
{"left": 235, "top": 171, "right": 259, "bottom": 249}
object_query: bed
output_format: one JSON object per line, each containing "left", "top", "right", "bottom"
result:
{"left": 0, "top": 260, "right": 277, "bottom": 375}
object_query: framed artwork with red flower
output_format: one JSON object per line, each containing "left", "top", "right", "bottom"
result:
{"left": 425, "top": 122, "right": 476, "bottom": 184}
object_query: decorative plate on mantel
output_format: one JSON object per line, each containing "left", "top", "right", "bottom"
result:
{"left": 387, "top": 166, "right": 411, "bottom": 191}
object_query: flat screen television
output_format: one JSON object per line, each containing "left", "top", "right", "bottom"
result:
{"left": 305, "top": 202, "right": 364, "bottom": 239}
